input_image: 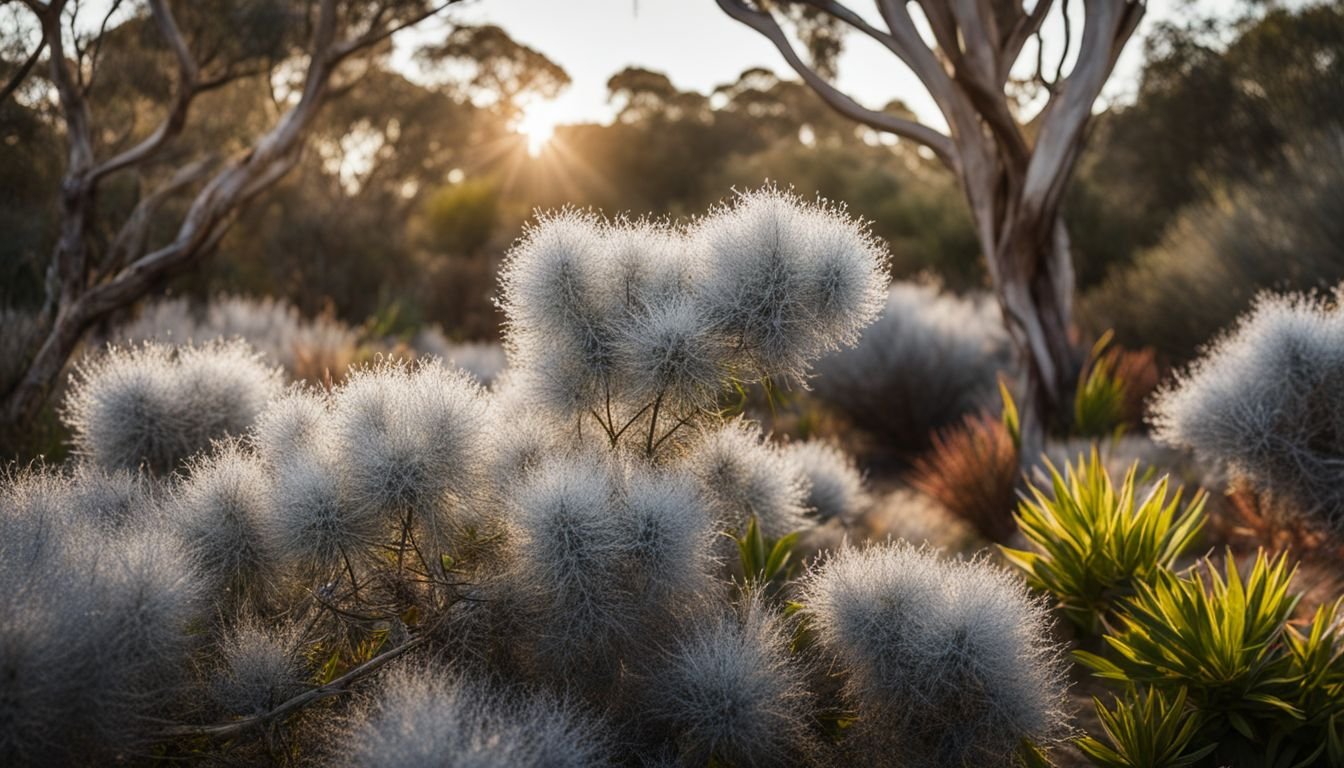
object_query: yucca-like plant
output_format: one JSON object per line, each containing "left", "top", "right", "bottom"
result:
{"left": 1002, "top": 450, "right": 1206, "bottom": 634}
{"left": 800, "top": 543, "right": 1068, "bottom": 767}
{"left": 1073, "top": 332, "right": 1130, "bottom": 438}
{"left": 1078, "top": 688, "right": 1217, "bottom": 768}
{"left": 1075, "top": 551, "right": 1344, "bottom": 765}
{"left": 65, "top": 340, "right": 283, "bottom": 473}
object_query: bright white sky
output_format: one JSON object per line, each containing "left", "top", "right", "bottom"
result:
{"left": 399, "top": 0, "right": 1246, "bottom": 133}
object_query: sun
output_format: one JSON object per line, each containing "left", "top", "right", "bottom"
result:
{"left": 515, "top": 101, "right": 562, "bottom": 157}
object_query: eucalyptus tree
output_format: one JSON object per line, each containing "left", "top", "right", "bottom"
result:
{"left": 717, "top": 0, "right": 1146, "bottom": 459}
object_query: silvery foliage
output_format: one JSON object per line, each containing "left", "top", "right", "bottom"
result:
{"left": 209, "top": 617, "right": 308, "bottom": 717}
{"left": 801, "top": 543, "right": 1067, "bottom": 767}
{"left": 783, "top": 438, "right": 870, "bottom": 521}
{"left": 338, "top": 665, "right": 611, "bottom": 768}
{"left": 497, "top": 453, "right": 716, "bottom": 691}
{"left": 116, "top": 294, "right": 357, "bottom": 377}
{"left": 0, "top": 467, "right": 202, "bottom": 764}
{"left": 499, "top": 188, "right": 888, "bottom": 442}
{"left": 1151, "top": 288, "right": 1344, "bottom": 533}
{"left": 645, "top": 594, "right": 812, "bottom": 767}
{"left": 412, "top": 326, "right": 508, "bottom": 385}
{"left": 682, "top": 417, "right": 809, "bottom": 539}
{"left": 813, "top": 282, "right": 1013, "bottom": 452}
{"left": 65, "top": 340, "right": 283, "bottom": 473}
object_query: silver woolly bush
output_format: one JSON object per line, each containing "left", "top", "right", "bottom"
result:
{"left": 691, "top": 187, "right": 888, "bottom": 384}
{"left": 498, "top": 454, "right": 716, "bottom": 690}
{"left": 330, "top": 359, "right": 488, "bottom": 535}
{"left": 812, "top": 282, "right": 1013, "bottom": 453}
{"left": 646, "top": 594, "right": 812, "bottom": 767}
{"left": 0, "top": 469, "right": 203, "bottom": 764}
{"left": 337, "top": 665, "right": 612, "bottom": 768}
{"left": 252, "top": 388, "right": 333, "bottom": 467}
{"left": 172, "top": 441, "right": 278, "bottom": 600}
{"left": 683, "top": 418, "right": 808, "bottom": 539}
{"left": 1150, "top": 288, "right": 1344, "bottom": 533}
{"left": 783, "top": 438, "right": 869, "bottom": 522}
{"left": 800, "top": 543, "right": 1068, "bottom": 767}
{"left": 210, "top": 618, "right": 308, "bottom": 717}
{"left": 64, "top": 340, "right": 283, "bottom": 474}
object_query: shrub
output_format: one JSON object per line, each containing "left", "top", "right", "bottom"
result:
{"left": 1076, "top": 551, "right": 1344, "bottom": 766}
{"left": 411, "top": 326, "right": 507, "bottom": 385}
{"left": 683, "top": 418, "right": 808, "bottom": 539}
{"left": 811, "top": 281, "right": 1013, "bottom": 453}
{"left": 1150, "top": 288, "right": 1344, "bottom": 536}
{"left": 801, "top": 543, "right": 1068, "bottom": 767}
{"left": 910, "top": 412, "right": 1020, "bottom": 543}
{"left": 0, "top": 468, "right": 203, "bottom": 764}
{"left": 783, "top": 438, "right": 869, "bottom": 522}
{"left": 65, "top": 340, "right": 283, "bottom": 474}
{"left": 209, "top": 618, "right": 308, "bottom": 717}
{"left": 1002, "top": 451, "right": 1206, "bottom": 635}
{"left": 337, "top": 665, "right": 611, "bottom": 768}
{"left": 118, "top": 295, "right": 359, "bottom": 381}
{"left": 1081, "top": 130, "right": 1344, "bottom": 362}
{"left": 646, "top": 595, "right": 813, "bottom": 766}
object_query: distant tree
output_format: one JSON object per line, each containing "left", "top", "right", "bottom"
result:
{"left": 717, "top": 0, "right": 1146, "bottom": 461}
{"left": 0, "top": 0, "right": 466, "bottom": 434}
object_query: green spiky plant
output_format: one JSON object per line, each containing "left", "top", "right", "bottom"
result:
{"left": 1075, "top": 551, "right": 1344, "bottom": 767}
{"left": 1002, "top": 450, "right": 1206, "bottom": 635}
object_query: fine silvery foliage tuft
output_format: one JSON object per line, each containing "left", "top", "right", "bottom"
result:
{"left": 267, "top": 450, "right": 378, "bottom": 579}
{"left": 172, "top": 442, "right": 277, "bottom": 599}
{"left": 252, "top": 388, "right": 333, "bottom": 467}
{"left": 65, "top": 340, "right": 283, "bottom": 473}
{"left": 616, "top": 296, "right": 725, "bottom": 411}
{"left": 338, "top": 665, "right": 611, "bottom": 768}
{"left": 0, "top": 470, "right": 203, "bottom": 764}
{"left": 500, "top": 209, "right": 615, "bottom": 414}
{"left": 684, "top": 419, "right": 808, "bottom": 539}
{"left": 503, "top": 453, "right": 629, "bottom": 684}
{"left": 331, "top": 359, "right": 488, "bottom": 523}
{"left": 691, "top": 187, "right": 888, "bottom": 383}
{"left": 1150, "top": 289, "right": 1344, "bottom": 533}
{"left": 812, "top": 282, "right": 1013, "bottom": 452}
{"left": 647, "top": 595, "right": 812, "bottom": 766}
{"left": 210, "top": 618, "right": 308, "bottom": 717}
{"left": 621, "top": 463, "right": 716, "bottom": 609}
{"left": 801, "top": 543, "right": 1067, "bottom": 767}
{"left": 783, "top": 439, "right": 869, "bottom": 521}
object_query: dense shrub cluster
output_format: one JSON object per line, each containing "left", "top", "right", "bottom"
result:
{"left": 118, "top": 295, "right": 359, "bottom": 381}
{"left": 811, "top": 281, "right": 1013, "bottom": 453}
{"left": 0, "top": 189, "right": 1073, "bottom": 766}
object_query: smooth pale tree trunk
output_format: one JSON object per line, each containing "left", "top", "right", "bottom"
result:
{"left": 717, "top": 0, "right": 1142, "bottom": 466}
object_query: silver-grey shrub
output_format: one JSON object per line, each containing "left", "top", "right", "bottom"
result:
{"left": 65, "top": 340, "right": 282, "bottom": 474}
{"left": 1150, "top": 288, "right": 1344, "bottom": 533}
{"left": 209, "top": 618, "right": 308, "bottom": 718}
{"left": 812, "top": 282, "right": 1013, "bottom": 453}
{"left": 337, "top": 665, "right": 612, "bottom": 768}
{"left": 0, "top": 469, "right": 203, "bottom": 765}
{"left": 172, "top": 442, "right": 278, "bottom": 601}
{"left": 784, "top": 438, "right": 869, "bottom": 521}
{"left": 800, "top": 543, "right": 1067, "bottom": 767}
{"left": 683, "top": 418, "right": 808, "bottom": 539}
{"left": 646, "top": 595, "right": 812, "bottom": 766}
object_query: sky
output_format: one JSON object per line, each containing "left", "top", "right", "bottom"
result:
{"left": 398, "top": 0, "right": 1246, "bottom": 133}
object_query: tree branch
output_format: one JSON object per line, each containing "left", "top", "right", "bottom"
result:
{"left": 717, "top": 0, "right": 955, "bottom": 164}
{"left": 326, "top": 0, "right": 465, "bottom": 65}
{"left": 0, "top": 27, "right": 46, "bottom": 105}
{"left": 155, "top": 636, "right": 427, "bottom": 740}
